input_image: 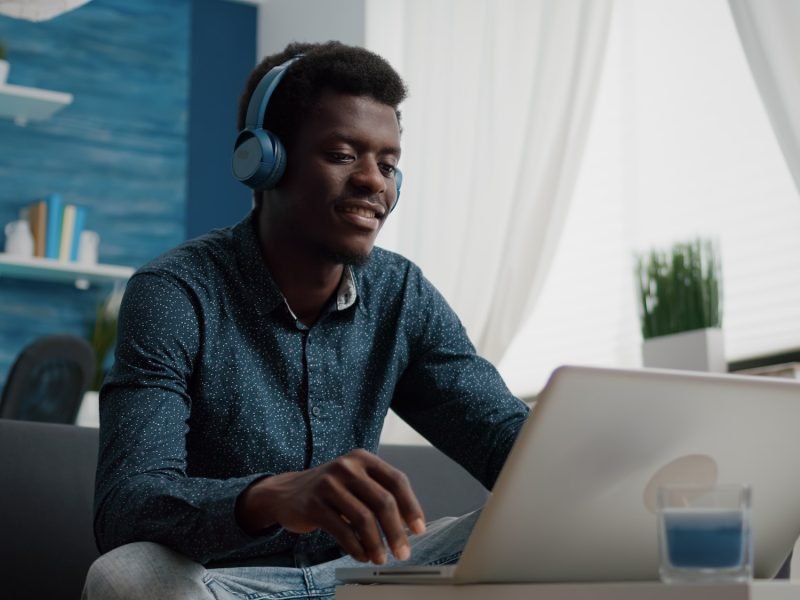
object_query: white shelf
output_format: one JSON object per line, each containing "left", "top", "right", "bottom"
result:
{"left": 0, "top": 83, "right": 73, "bottom": 125}
{"left": 0, "top": 253, "right": 134, "bottom": 288}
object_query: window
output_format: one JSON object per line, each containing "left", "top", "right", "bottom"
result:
{"left": 498, "top": 0, "right": 800, "bottom": 398}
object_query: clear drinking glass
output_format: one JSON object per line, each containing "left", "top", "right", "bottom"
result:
{"left": 657, "top": 483, "right": 752, "bottom": 583}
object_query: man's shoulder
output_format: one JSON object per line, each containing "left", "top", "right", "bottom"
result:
{"left": 136, "top": 224, "right": 237, "bottom": 284}
{"left": 360, "top": 247, "right": 424, "bottom": 284}
{"left": 357, "top": 247, "right": 442, "bottom": 306}
{"left": 366, "top": 245, "right": 412, "bottom": 267}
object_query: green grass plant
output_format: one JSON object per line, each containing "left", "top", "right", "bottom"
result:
{"left": 635, "top": 239, "right": 722, "bottom": 340}
{"left": 88, "top": 287, "right": 123, "bottom": 390}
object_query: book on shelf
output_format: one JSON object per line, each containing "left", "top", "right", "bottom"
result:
{"left": 58, "top": 204, "right": 76, "bottom": 261}
{"left": 44, "top": 193, "right": 63, "bottom": 259}
{"left": 23, "top": 195, "right": 89, "bottom": 264}
{"left": 70, "top": 205, "right": 87, "bottom": 261}
{"left": 27, "top": 200, "right": 47, "bottom": 258}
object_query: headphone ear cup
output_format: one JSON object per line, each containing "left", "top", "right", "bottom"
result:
{"left": 263, "top": 133, "right": 287, "bottom": 190}
{"left": 233, "top": 129, "right": 287, "bottom": 190}
{"left": 395, "top": 168, "right": 403, "bottom": 199}
{"left": 389, "top": 168, "right": 403, "bottom": 213}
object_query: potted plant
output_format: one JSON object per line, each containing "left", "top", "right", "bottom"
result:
{"left": 634, "top": 238, "right": 725, "bottom": 372}
{"left": 88, "top": 286, "right": 123, "bottom": 391}
{"left": 0, "top": 40, "right": 9, "bottom": 85}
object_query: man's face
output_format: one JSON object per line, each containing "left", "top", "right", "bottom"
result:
{"left": 275, "top": 91, "right": 402, "bottom": 266}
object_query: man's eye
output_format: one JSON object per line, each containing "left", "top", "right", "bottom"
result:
{"left": 328, "top": 152, "right": 354, "bottom": 163}
{"left": 379, "top": 163, "right": 396, "bottom": 176}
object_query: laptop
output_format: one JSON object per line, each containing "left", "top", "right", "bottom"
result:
{"left": 337, "top": 365, "right": 800, "bottom": 584}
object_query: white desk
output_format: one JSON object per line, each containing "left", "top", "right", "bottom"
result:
{"left": 337, "top": 581, "right": 800, "bottom": 600}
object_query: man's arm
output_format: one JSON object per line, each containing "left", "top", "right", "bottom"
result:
{"left": 94, "top": 272, "right": 274, "bottom": 563}
{"left": 391, "top": 271, "right": 530, "bottom": 489}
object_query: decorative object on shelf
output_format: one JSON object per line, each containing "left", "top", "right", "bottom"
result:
{"left": 635, "top": 238, "right": 725, "bottom": 372}
{"left": 87, "top": 285, "right": 123, "bottom": 391}
{"left": 3, "top": 219, "right": 33, "bottom": 257}
{"left": 0, "top": 40, "right": 8, "bottom": 85}
{"left": 77, "top": 229, "right": 99, "bottom": 265}
{"left": 0, "top": 0, "right": 92, "bottom": 22}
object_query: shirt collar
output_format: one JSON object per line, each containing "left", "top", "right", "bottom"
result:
{"left": 336, "top": 266, "right": 358, "bottom": 311}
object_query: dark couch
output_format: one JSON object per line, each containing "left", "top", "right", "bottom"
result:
{"left": 0, "top": 419, "right": 488, "bottom": 600}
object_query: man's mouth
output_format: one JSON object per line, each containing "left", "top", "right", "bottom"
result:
{"left": 335, "top": 203, "right": 384, "bottom": 232}
{"left": 340, "top": 206, "right": 378, "bottom": 219}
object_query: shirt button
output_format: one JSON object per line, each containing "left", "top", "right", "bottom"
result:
{"left": 311, "top": 406, "right": 321, "bottom": 417}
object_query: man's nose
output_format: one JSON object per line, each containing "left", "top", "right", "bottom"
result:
{"left": 350, "top": 159, "right": 387, "bottom": 195}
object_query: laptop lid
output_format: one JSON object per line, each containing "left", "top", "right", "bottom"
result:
{"left": 452, "top": 365, "right": 800, "bottom": 583}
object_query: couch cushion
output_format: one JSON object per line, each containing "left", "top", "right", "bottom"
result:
{"left": 0, "top": 421, "right": 487, "bottom": 600}
{"left": 378, "top": 444, "right": 488, "bottom": 521}
{"left": 0, "top": 419, "right": 99, "bottom": 600}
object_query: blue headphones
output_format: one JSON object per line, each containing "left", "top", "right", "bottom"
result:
{"left": 232, "top": 55, "right": 403, "bottom": 208}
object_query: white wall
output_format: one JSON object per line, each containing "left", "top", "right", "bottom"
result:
{"left": 257, "top": 0, "right": 366, "bottom": 58}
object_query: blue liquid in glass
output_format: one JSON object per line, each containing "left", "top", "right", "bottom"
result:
{"left": 664, "top": 509, "right": 745, "bottom": 569}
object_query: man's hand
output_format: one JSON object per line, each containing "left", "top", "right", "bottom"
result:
{"left": 236, "top": 449, "right": 427, "bottom": 564}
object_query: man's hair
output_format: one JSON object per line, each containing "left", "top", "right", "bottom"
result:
{"left": 237, "top": 41, "right": 407, "bottom": 150}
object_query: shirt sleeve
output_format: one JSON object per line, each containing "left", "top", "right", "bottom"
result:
{"left": 390, "top": 268, "right": 530, "bottom": 491}
{"left": 93, "top": 271, "right": 277, "bottom": 563}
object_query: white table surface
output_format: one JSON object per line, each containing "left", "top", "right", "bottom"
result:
{"left": 336, "top": 580, "right": 800, "bottom": 600}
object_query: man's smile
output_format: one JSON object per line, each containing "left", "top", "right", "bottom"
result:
{"left": 341, "top": 206, "right": 378, "bottom": 219}
{"left": 335, "top": 201, "right": 385, "bottom": 231}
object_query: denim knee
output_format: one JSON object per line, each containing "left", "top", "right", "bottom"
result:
{"left": 82, "top": 541, "right": 211, "bottom": 600}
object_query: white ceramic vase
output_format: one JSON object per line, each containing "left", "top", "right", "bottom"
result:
{"left": 76, "top": 390, "right": 100, "bottom": 427}
{"left": 641, "top": 327, "right": 726, "bottom": 373}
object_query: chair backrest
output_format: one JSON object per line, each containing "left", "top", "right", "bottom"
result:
{"left": 0, "top": 334, "right": 95, "bottom": 423}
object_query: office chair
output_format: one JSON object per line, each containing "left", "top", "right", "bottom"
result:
{"left": 0, "top": 334, "right": 95, "bottom": 424}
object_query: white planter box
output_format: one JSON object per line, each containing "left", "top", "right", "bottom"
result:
{"left": 642, "top": 327, "right": 726, "bottom": 372}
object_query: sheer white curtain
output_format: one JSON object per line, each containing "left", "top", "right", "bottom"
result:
{"left": 366, "top": 0, "right": 613, "bottom": 363}
{"left": 499, "top": 0, "right": 800, "bottom": 399}
{"left": 728, "top": 0, "right": 800, "bottom": 195}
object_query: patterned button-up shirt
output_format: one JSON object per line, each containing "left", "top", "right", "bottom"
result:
{"left": 94, "top": 211, "right": 529, "bottom": 565}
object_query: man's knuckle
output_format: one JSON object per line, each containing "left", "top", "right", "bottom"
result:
{"left": 375, "top": 491, "right": 397, "bottom": 512}
{"left": 318, "top": 472, "right": 338, "bottom": 492}
{"left": 350, "top": 508, "right": 372, "bottom": 528}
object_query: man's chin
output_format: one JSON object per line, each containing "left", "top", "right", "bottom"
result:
{"left": 316, "top": 245, "right": 373, "bottom": 267}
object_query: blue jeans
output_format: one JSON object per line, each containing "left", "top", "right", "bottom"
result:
{"left": 82, "top": 510, "right": 479, "bottom": 599}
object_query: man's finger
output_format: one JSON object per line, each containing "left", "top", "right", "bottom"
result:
{"left": 364, "top": 459, "right": 427, "bottom": 536}
{"left": 326, "top": 488, "right": 388, "bottom": 564}
{"left": 348, "top": 476, "right": 411, "bottom": 560}
{"left": 316, "top": 506, "right": 370, "bottom": 563}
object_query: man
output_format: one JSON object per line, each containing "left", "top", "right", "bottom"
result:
{"left": 83, "top": 41, "right": 528, "bottom": 599}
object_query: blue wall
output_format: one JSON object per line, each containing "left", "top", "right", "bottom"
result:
{"left": 0, "top": 0, "right": 189, "bottom": 266}
{"left": 0, "top": 0, "right": 189, "bottom": 381}
{"left": 0, "top": 0, "right": 258, "bottom": 385}
{"left": 188, "top": 0, "right": 256, "bottom": 238}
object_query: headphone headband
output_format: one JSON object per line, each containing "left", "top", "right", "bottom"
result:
{"left": 244, "top": 55, "right": 302, "bottom": 130}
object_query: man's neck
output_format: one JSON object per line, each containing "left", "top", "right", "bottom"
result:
{"left": 258, "top": 231, "right": 344, "bottom": 327}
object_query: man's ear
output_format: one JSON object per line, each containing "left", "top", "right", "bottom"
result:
{"left": 252, "top": 190, "right": 265, "bottom": 211}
